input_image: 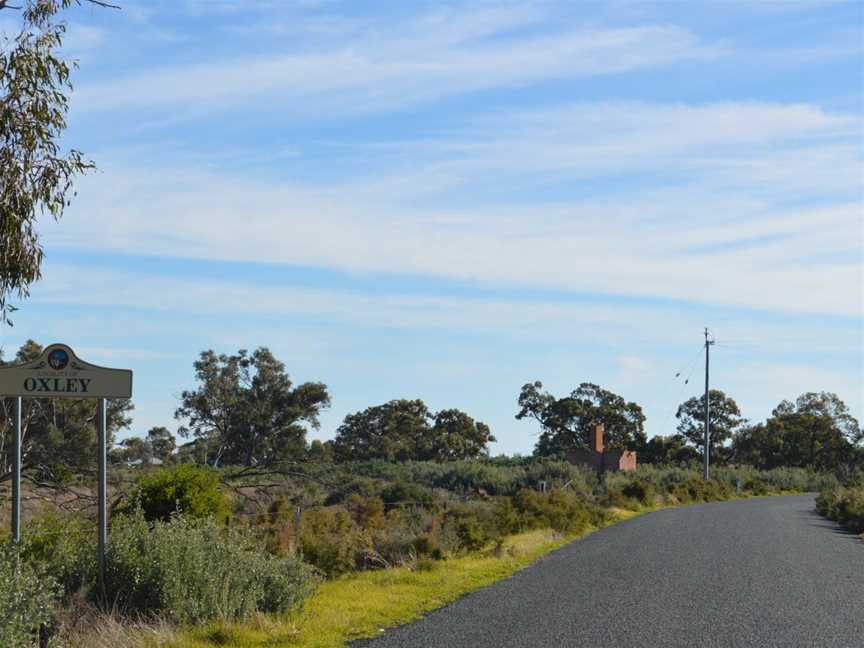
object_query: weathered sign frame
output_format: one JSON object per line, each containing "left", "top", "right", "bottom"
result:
{"left": 0, "top": 343, "right": 132, "bottom": 594}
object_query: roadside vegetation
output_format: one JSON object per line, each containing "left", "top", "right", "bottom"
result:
{"left": 816, "top": 483, "right": 864, "bottom": 538}
{"left": 0, "top": 461, "right": 840, "bottom": 647}
{"left": 0, "top": 339, "right": 860, "bottom": 646}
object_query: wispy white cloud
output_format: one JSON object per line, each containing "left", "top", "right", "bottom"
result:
{"left": 73, "top": 24, "right": 716, "bottom": 116}
{"left": 45, "top": 99, "right": 862, "bottom": 317}
{"left": 27, "top": 261, "right": 862, "bottom": 357}
{"left": 402, "top": 102, "right": 858, "bottom": 191}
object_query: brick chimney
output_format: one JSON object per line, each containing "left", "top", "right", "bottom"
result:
{"left": 592, "top": 423, "right": 604, "bottom": 454}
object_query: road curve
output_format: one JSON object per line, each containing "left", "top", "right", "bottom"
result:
{"left": 356, "top": 495, "right": 863, "bottom": 648}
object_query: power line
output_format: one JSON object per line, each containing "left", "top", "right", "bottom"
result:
{"left": 656, "top": 344, "right": 704, "bottom": 438}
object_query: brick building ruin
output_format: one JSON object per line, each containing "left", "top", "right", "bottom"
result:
{"left": 567, "top": 423, "right": 637, "bottom": 474}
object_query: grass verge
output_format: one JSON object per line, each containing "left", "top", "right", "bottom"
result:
{"left": 166, "top": 510, "right": 640, "bottom": 648}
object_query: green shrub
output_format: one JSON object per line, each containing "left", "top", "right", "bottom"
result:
{"left": 817, "top": 485, "right": 864, "bottom": 535}
{"left": 373, "top": 507, "right": 441, "bottom": 565}
{"left": 664, "top": 477, "right": 733, "bottom": 503}
{"left": 743, "top": 479, "right": 769, "bottom": 496}
{"left": 19, "top": 511, "right": 95, "bottom": 598}
{"left": 524, "top": 461, "right": 596, "bottom": 498}
{"left": 105, "top": 512, "right": 316, "bottom": 624}
{"left": 411, "top": 534, "right": 444, "bottom": 560}
{"left": 712, "top": 466, "right": 837, "bottom": 493}
{"left": 604, "top": 464, "right": 830, "bottom": 502}
{"left": 299, "top": 507, "right": 370, "bottom": 576}
{"left": 346, "top": 495, "right": 386, "bottom": 530}
{"left": 491, "top": 497, "right": 521, "bottom": 535}
{"left": 322, "top": 476, "right": 383, "bottom": 505}
{"left": 622, "top": 479, "right": 655, "bottom": 505}
{"left": 0, "top": 546, "right": 59, "bottom": 647}
{"left": 267, "top": 497, "right": 294, "bottom": 524}
{"left": 322, "top": 458, "right": 596, "bottom": 497}
{"left": 453, "top": 517, "right": 488, "bottom": 551}
{"left": 119, "top": 464, "right": 231, "bottom": 522}
{"left": 379, "top": 481, "right": 435, "bottom": 506}
{"left": 442, "top": 504, "right": 496, "bottom": 552}
{"left": 512, "top": 489, "right": 601, "bottom": 534}
{"left": 427, "top": 461, "right": 522, "bottom": 495}
{"left": 595, "top": 485, "right": 635, "bottom": 510}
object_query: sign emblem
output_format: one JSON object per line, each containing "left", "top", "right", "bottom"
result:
{"left": 48, "top": 348, "right": 70, "bottom": 370}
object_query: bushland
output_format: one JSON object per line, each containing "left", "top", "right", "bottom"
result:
{"left": 2, "top": 461, "right": 833, "bottom": 646}
{"left": 816, "top": 483, "right": 864, "bottom": 536}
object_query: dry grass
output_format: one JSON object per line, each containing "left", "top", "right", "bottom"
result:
{"left": 54, "top": 598, "right": 177, "bottom": 648}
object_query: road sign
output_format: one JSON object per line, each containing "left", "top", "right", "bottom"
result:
{"left": 1, "top": 343, "right": 132, "bottom": 599}
{"left": 0, "top": 343, "right": 132, "bottom": 398}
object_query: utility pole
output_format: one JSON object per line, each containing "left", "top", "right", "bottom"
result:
{"left": 703, "top": 328, "right": 714, "bottom": 480}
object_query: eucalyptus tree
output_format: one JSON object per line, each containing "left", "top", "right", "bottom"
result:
{"left": 733, "top": 392, "right": 861, "bottom": 471}
{"left": 675, "top": 389, "right": 745, "bottom": 463}
{"left": 175, "top": 348, "right": 330, "bottom": 467}
{"left": 332, "top": 400, "right": 495, "bottom": 462}
{"left": 1, "top": 0, "right": 117, "bottom": 322}
{"left": 146, "top": 426, "right": 176, "bottom": 464}
{"left": 430, "top": 408, "right": 495, "bottom": 460}
{"left": 516, "top": 381, "right": 646, "bottom": 457}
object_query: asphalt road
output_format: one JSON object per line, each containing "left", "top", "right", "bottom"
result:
{"left": 356, "top": 495, "right": 863, "bottom": 648}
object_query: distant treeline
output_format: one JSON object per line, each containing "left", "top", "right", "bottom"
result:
{"left": 1, "top": 341, "right": 861, "bottom": 478}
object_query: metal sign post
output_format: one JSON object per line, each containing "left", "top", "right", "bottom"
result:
{"left": 97, "top": 397, "right": 108, "bottom": 596}
{"left": 11, "top": 397, "right": 21, "bottom": 544}
{"left": 0, "top": 344, "right": 132, "bottom": 595}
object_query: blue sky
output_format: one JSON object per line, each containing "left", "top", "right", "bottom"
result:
{"left": 1, "top": 0, "right": 862, "bottom": 454}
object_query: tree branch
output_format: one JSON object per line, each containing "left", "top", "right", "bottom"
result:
{"left": 0, "top": 0, "right": 121, "bottom": 12}
{"left": 81, "top": 0, "right": 121, "bottom": 8}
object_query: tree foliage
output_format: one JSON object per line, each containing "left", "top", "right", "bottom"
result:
{"left": 332, "top": 399, "right": 495, "bottom": 462}
{"left": 636, "top": 434, "right": 699, "bottom": 465}
{"left": 175, "top": 347, "right": 330, "bottom": 467}
{"left": 334, "top": 399, "right": 428, "bottom": 462}
{"left": 430, "top": 408, "right": 495, "bottom": 461}
{"left": 119, "top": 463, "right": 230, "bottom": 522}
{"left": 0, "top": 339, "right": 133, "bottom": 479}
{"left": 516, "top": 381, "right": 645, "bottom": 457}
{"left": 116, "top": 435, "right": 151, "bottom": 465}
{"left": 146, "top": 425, "right": 176, "bottom": 463}
{"left": 675, "top": 389, "right": 744, "bottom": 462}
{"left": 307, "top": 438, "right": 334, "bottom": 462}
{"left": 112, "top": 427, "right": 175, "bottom": 465}
{"left": 733, "top": 392, "right": 861, "bottom": 471}
{"left": 0, "top": 0, "right": 108, "bottom": 322}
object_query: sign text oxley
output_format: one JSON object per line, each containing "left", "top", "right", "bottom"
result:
{"left": 0, "top": 343, "right": 132, "bottom": 597}
{"left": 0, "top": 343, "right": 132, "bottom": 398}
